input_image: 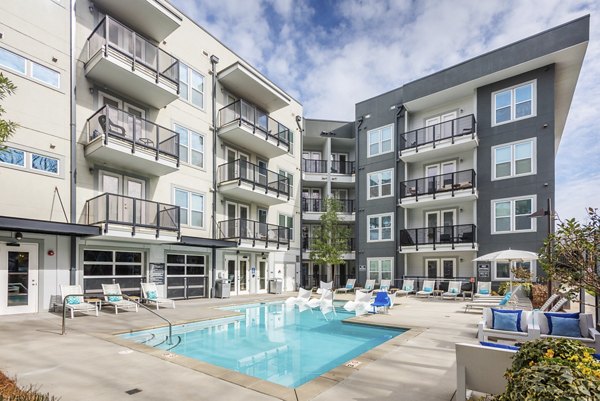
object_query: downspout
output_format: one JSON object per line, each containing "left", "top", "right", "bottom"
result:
{"left": 355, "top": 117, "right": 364, "bottom": 284}
{"left": 394, "top": 105, "right": 405, "bottom": 288}
{"left": 295, "top": 115, "right": 303, "bottom": 289}
{"left": 210, "top": 55, "right": 219, "bottom": 297}
{"left": 69, "top": 0, "right": 77, "bottom": 285}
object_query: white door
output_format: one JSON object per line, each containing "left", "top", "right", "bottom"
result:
{"left": 0, "top": 243, "right": 39, "bottom": 315}
{"left": 425, "top": 164, "right": 440, "bottom": 193}
{"left": 425, "top": 210, "right": 456, "bottom": 243}
{"left": 425, "top": 116, "right": 440, "bottom": 143}
{"left": 225, "top": 254, "right": 250, "bottom": 295}
{"left": 440, "top": 112, "right": 457, "bottom": 138}
{"left": 257, "top": 259, "right": 267, "bottom": 293}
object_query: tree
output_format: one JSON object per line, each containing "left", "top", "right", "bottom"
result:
{"left": 0, "top": 73, "right": 18, "bottom": 147}
{"left": 538, "top": 207, "right": 600, "bottom": 304}
{"left": 309, "top": 197, "right": 352, "bottom": 283}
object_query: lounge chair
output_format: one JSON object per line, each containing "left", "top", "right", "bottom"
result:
{"left": 538, "top": 293, "right": 561, "bottom": 312}
{"left": 473, "top": 281, "right": 492, "bottom": 298}
{"left": 101, "top": 283, "right": 139, "bottom": 314}
{"left": 60, "top": 285, "right": 98, "bottom": 319}
{"left": 465, "top": 285, "right": 529, "bottom": 312}
{"left": 441, "top": 281, "right": 462, "bottom": 300}
{"left": 343, "top": 291, "right": 372, "bottom": 316}
{"left": 285, "top": 287, "right": 312, "bottom": 306}
{"left": 358, "top": 279, "right": 376, "bottom": 293}
{"left": 478, "top": 307, "right": 537, "bottom": 342}
{"left": 455, "top": 342, "right": 514, "bottom": 401}
{"left": 374, "top": 279, "right": 392, "bottom": 293}
{"left": 335, "top": 279, "right": 356, "bottom": 294}
{"left": 316, "top": 280, "right": 333, "bottom": 294}
{"left": 549, "top": 297, "right": 568, "bottom": 312}
{"left": 534, "top": 311, "right": 600, "bottom": 352}
{"left": 395, "top": 279, "right": 415, "bottom": 297}
{"left": 370, "top": 291, "right": 391, "bottom": 314}
{"left": 416, "top": 280, "right": 435, "bottom": 298}
{"left": 141, "top": 283, "right": 175, "bottom": 309}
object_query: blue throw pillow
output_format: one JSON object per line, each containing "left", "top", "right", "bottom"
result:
{"left": 423, "top": 287, "right": 432, "bottom": 292}
{"left": 480, "top": 341, "right": 520, "bottom": 351}
{"left": 498, "top": 292, "right": 512, "bottom": 306}
{"left": 492, "top": 308, "right": 523, "bottom": 332}
{"left": 66, "top": 296, "right": 80, "bottom": 305}
{"left": 548, "top": 316, "right": 581, "bottom": 337}
{"left": 108, "top": 295, "right": 122, "bottom": 302}
{"left": 147, "top": 290, "right": 157, "bottom": 300}
{"left": 479, "top": 289, "right": 490, "bottom": 295}
{"left": 544, "top": 312, "right": 579, "bottom": 333}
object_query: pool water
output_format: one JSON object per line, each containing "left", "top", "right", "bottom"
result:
{"left": 120, "top": 302, "right": 405, "bottom": 388}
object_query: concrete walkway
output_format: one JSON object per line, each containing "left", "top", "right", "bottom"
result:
{"left": 0, "top": 294, "right": 482, "bottom": 401}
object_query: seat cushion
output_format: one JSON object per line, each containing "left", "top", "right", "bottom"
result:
{"left": 66, "top": 296, "right": 81, "bottom": 305}
{"left": 147, "top": 290, "right": 157, "bottom": 300}
{"left": 423, "top": 287, "right": 432, "bottom": 292}
{"left": 548, "top": 315, "right": 582, "bottom": 337}
{"left": 108, "top": 295, "right": 123, "bottom": 302}
{"left": 479, "top": 289, "right": 490, "bottom": 295}
{"left": 492, "top": 309, "right": 522, "bottom": 332}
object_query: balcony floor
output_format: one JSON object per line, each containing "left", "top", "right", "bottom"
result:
{"left": 400, "top": 190, "right": 478, "bottom": 209}
{"left": 218, "top": 181, "right": 289, "bottom": 206}
{"left": 400, "top": 136, "right": 478, "bottom": 163}
{"left": 399, "top": 243, "right": 479, "bottom": 253}
{"left": 88, "top": 224, "right": 179, "bottom": 243}
{"left": 218, "top": 123, "right": 288, "bottom": 158}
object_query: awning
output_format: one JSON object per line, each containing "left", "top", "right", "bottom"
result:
{"left": 0, "top": 216, "right": 101, "bottom": 236}
{"left": 177, "top": 235, "right": 237, "bottom": 249}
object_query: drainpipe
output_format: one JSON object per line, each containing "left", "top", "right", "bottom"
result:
{"left": 69, "top": 0, "right": 77, "bottom": 285}
{"left": 355, "top": 117, "right": 364, "bottom": 284}
{"left": 210, "top": 55, "right": 219, "bottom": 296}
{"left": 394, "top": 105, "right": 406, "bottom": 288}
{"left": 295, "top": 115, "right": 303, "bottom": 289}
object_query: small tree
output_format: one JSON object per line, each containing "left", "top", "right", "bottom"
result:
{"left": 309, "top": 197, "right": 352, "bottom": 284}
{"left": 0, "top": 73, "right": 18, "bottom": 147}
{"left": 538, "top": 207, "right": 600, "bottom": 304}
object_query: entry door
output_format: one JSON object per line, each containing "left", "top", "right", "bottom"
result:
{"left": 426, "top": 259, "right": 438, "bottom": 279}
{"left": 226, "top": 203, "right": 249, "bottom": 238}
{"left": 226, "top": 256, "right": 237, "bottom": 293}
{"left": 442, "top": 259, "right": 456, "bottom": 279}
{"left": 100, "top": 171, "right": 145, "bottom": 224}
{"left": 226, "top": 148, "right": 249, "bottom": 180}
{"left": 0, "top": 243, "right": 39, "bottom": 315}
{"left": 425, "top": 210, "right": 455, "bottom": 242}
{"left": 440, "top": 112, "right": 457, "bottom": 138}
{"left": 425, "top": 165, "right": 440, "bottom": 193}
{"left": 257, "top": 209, "right": 267, "bottom": 240}
{"left": 331, "top": 153, "right": 348, "bottom": 173}
{"left": 239, "top": 258, "right": 249, "bottom": 293}
{"left": 225, "top": 255, "right": 250, "bottom": 295}
{"left": 257, "top": 259, "right": 267, "bottom": 292}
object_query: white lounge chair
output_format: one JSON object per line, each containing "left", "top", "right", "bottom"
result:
{"left": 549, "top": 297, "right": 568, "bottom": 312}
{"left": 343, "top": 290, "right": 372, "bottom": 316}
{"left": 441, "top": 281, "right": 462, "bottom": 300}
{"left": 305, "top": 289, "right": 335, "bottom": 315}
{"left": 416, "top": 280, "right": 435, "bottom": 298}
{"left": 395, "top": 279, "right": 415, "bottom": 297}
{"left": 478, "top": 307, "right": 537, "bottom": 343}
{"left": 285, "top": 287, "right": 312, "bottom": 306}
{"left": 473, "top": 281, "right": 492, "bottom": 298}
{"left": 359, "top": 279, "right": 376, "bottom": 293}
{"left": 60, "top": 284, "right": 98, "bottom": 319}
{"left": 374, "top": 279, "right": 392, "bottom": 293}
{"left": 335, "top": 279, "right": 356, "bottom": 294}
{"left": 465, "top": 285, "right": 528, "bottom": 312}
{"left": 538, "top": 293, "right": 561, "bottom": 312}
{"left": 141, "top": 283, "right": 175, "bottom": 309}
{"left": 455, "top": 342, "right": 514, "bottom": 401}
{"left": 534, "top": 311, "right": 600, "bottom": 352}
{"left": 101, "top": 283, "right": 139, "bottom": 314}
{"left": 316, "top": 280, "right": 333, "bottom": 295}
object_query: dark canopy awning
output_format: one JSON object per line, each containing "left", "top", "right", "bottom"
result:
{"left": 177, "top": 235, "right": 237, "bottom": 249}
{"left": 0, "top": 216, "right": 101, "bottom": 236}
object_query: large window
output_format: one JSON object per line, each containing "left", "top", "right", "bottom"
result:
{"left": 493, "top": 81, "right": 535, "bottom": 125}
{"left": 174, "top": 124, "right": 204, "bottom": 168}
{"left": 82, "top": 249, "right": 143, "bottom": 294}
{"left": 175, "top": 188, "right": 204, "bottom": 228}
{"left": 493, "top": 139, "right": 535, "bottom": 180}
{"left": 179, "top": 63, "right": 204, "bottom": 109}
{"left": 0, "top": 147, "right": 25, "bottom": 167}
{"left": 279, "top": 214, "right": 294, "bottom": 240}
{"left": 279, "top": 169, "right": 294, "bottom": 194}
{"left": 367, "top": 258, "right": 393, "bottom": 283}
{"left": 166, "top": 254, "right": 206, "bottom": 276}
{"left": 0, "top": 47, "right": 60, "bottom": 88}
{"left": 494, "top": 261, "right": 533, "bottom": 280}
{"left": 492, "top": 196, "right": 535, "bottom": 233}
{"left": 0, "top": 147, "right": 59, "bottom": 176}
{"left": 31, "top": 153, "right": 59, "bottom": 174}
{"left": 368, "top": 213, "right": 393, "bottom": 242}
{"left": 367, "top": 125, "right": 393, "bottom": 157}
{"left": 367, "top": 169, "right": 393, "bottom": 199}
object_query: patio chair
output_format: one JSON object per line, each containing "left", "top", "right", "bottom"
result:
{"left": 455, "top": 342, "right": 514, "bottom": 401}
{"left": 358, "top": 279, "right": 376, "bottom": 293}
{"left": 335, "top": 279, "right": 356, "bottom": 294}
{"left": 316, "top": 280, "right": 333, "bottom": 294}
{"left": 343, "top": 290, "right": 372, "bottom": 316}
{"left": 441, "top": 281, "right": 462, "bottom": 300}
{"left": 538, "top": 293, "right": 561, "bottom": 312}
{"left": 59, "top": 284, "right": 98, "bottom": 319}
{"left": 374, "top": 279, "right": 392, "bottom": 293}
{"left": 478, "top": 307, "right": 537, "bottom": 343}
{"left": 395, "top": 279, "right": 415, "bottom": 297}
{"left": 141, "top": 283, "right": 175, "bottom": 309}
{"left": 101, "top": 283, "right": 139, "bottom": 314}
{"left": 370, "top": 291, "right": 391, "bottom": 314}
{"left": 416, "top": 280, "right": 435, "bottom": 298}
{"left": 285, "top": 287, "right": 312, "bottom": 306}
{"left": 549, "top": 297, "right": 568, "bottom": 312}
{"left": 465, "top": 286, "right": 529, "bottom": 312}
{"left": 534, "top": 311, "right": 600, "bottom": 352}
{"left": 473, "top": 282, "right": 492, "bottom": 298}
{"left": 305, "top": 289, "right": 335, "bottom": 315}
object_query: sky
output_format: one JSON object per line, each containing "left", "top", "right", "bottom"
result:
{"left": 171, "top": 0, "right": 600, "bottom": 222}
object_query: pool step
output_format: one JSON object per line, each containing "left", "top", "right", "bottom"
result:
{"left": 140, "top": 334, "right": 181, "bottom": 351}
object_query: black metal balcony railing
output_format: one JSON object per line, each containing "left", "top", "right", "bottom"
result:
{"left": 218, "top": 218, "right": 291, "bottom": 247}
{"left": 302, "top": 159, "right": 328, "bottom": 173}
{"left": 399, "top": 169, "right": 476, "bottom": 201}
{"left": 302, "top": 236, "right": 355, "bottom": 252}
{"left": 330, "top": 160, "right": 356, "bottom": 175}
{"left": 86, "top": 105, "right": 180, "bottom": 163}
{"left": 399, "top": 224, "right": 476, "bottom": 250}
{"left": 218, "top": 99, "right": 291, "bottom": 151}
{"left": 218, "top": 159, "right": 290, "bottom": 199}
{"left": 399, "top": 114, "right": 476, "bottom": 152}
{"left": 86, "top": 193, "right": 180, "bottom": 237}
{"left": 302, "top": 198, "right": 355, "bottom": 213}
{"left": 87, "top": 16, "right": 179, "bottom": 89}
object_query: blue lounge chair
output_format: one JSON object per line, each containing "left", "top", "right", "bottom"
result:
{"left": 371, "top": 291, "right": 391, "bottom": 314}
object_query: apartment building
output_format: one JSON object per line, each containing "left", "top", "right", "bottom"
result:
{"left": 301, "top": 119, "right": 356, "bottom": 288}
{"left": 0, "top": 0, "right": 302, "bottom": 315}
{"left": 353, "top": 16, "right": 589, "bottom": 290}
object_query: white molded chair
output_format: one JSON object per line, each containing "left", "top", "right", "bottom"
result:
{"left": 101, "top": 283, "right": 139, "bottom": 314}
{"left": 416, "top": 280, "right": 435, "bottom": 298}
{"left": 359, "top": 279, "right": 376, "bottom": 293}
{"left": 478, "top": 307, "right": 537, "bottom": 342}
{"left": 316, "top": 280, "right": 333, "bottom": 294}
{"left": 441, "top": 281, "right": 462, "bottom": 300}
{"left": 305, "top": 289, "right": 335, "bottom": 315}
{"left": 473, "top": 281, "right": 492, "bottom": 298}
{"left": 60, "top": 285, "right": 98, "bottom": 319}
{"left": 549, "top": 297, "right": 568, "bottom": 312}
{"left": 534, "top": 311, "right": 600, "bottom": 352}
{"left": 395, "top": 279, "right": 415, "bottom": 297}
{"left": 285, "top": 287, "right": 312, "bottom": 306}
{"left": 335, "top": 279, "right": 356, "bottom": 294}
{"left": 375, "top": 279, "right": 392, "bottom": 293}
{"left": 343, "top": 290, "right": 372, "bottom": 316}
{"left": 141, "top": 283, "right": 175, "bottom": 309}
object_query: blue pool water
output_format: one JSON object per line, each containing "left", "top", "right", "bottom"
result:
{"left": 120, "top": 302, "right": 405, "bottom": 387}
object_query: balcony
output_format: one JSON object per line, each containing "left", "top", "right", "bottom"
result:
{"left": 86, "top": 193, "right": 179, "bottom": 242}
{"left": 302, "top": 237, "right": 355, "bottom": 259}
{"left": 399, "top": 169, "right": 477, "bottom": 208}
{"left": 302, "top": 159, "right": 328, "bottom": 174}
{"left": 399, "top": 224, "right": 477, "bottom": 252}
{"left": 85, "top": 105, "right": 179, "bottom": 175}
{"left": 302, "top": 198, "right": 355, "bottom": 221}
{"left": 85, "top": 16, "right": 179, "bottom": 108}
{"left": 217, "top": 160, "right": 290, "bottom": 205}
{"left": 218, "top": 99, "right": 291, "bottom": 158}
{"left": 218, "top": 219, "right": 290, "bottom": 250}
{"left": 92, "top": 0, "right": 182, "bottom": 42}
{"left": 399, "top": 115, "right": 477, "bottom": 162}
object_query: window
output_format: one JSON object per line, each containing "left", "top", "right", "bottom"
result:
{"left": 82, "top": 250, "right": 143, "bottom": 280}
{"left": 279, "top": 169, "right": 293, "bottom": 194}
{"left": 492, "top": 196, "right": 535, "bottom": 233}
{"left": 368, "top": 169, "right": 393, "bottom": 199}
{"left": 175, "top": 188, "right": 204, "bottom": 228}
{"left": 279, "top": 214, "right": 294, "bottom": 240}
{"left": 493, "top": 139, "right": 535, "bottom": 179}
{"left": 0, "top": 147, "right": 25, "bottom": 167}
{"left": 367, "top": 125, "right": 393, "bottom": 157}
{"left": 166, "top": 254, "right": 206, "bottom": 276}
{"left": 493, "top": 81, "right": 535, "bottom": 125}
{"left": 31, "top": 153, "right": 59, "bottom": 174}
{"left": 494, "top": 261, "right": 533, "bottom": 280}
{"left": 367, "top": 258, "right": 393, "bottom": 283}
{"left": 0, "top": 47, "right": 60, "bottom": 88}
{"left": 179, "top": 63, "right": 204, "bottom": 109}
{"left": 368, "top": 213, "right": 393, "bottom": 242}
{"left": 174, "top": 124, "right": 204, "bottom": 168}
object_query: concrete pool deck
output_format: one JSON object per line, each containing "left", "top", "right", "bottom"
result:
{"left": 0, "top": 294, "right": 483, "bottom": 401}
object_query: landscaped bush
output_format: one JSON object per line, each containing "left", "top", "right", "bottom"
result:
{"left": 0, "top": 372, "right": 58, "bottom": 401}
{"left": 493, "top": 338, "right": 600, "bottom": 401}
{"left": 531, "top": 284, "right": 548, "bottom": 309}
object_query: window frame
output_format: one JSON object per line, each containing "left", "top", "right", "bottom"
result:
{"left": 367, "top": 257, "right": 393, "bottom": 284}
{"left": 491, "top": 195, "right": 536, "bottom": 234}
{"left": 278, "top": 213, "right": 294, "bottom": 241}
{"left": 0, "top": 146, "right": 62, "bottom": 177}
{"left": 367, "top": 168, "right": 394, "bottom": 200}
{"left": 492, "top": 80, "right": 536, "bottom": 126}
{"left": 278, "top": 169, "right": 294, "bottom": 194}
{"left": 493, "top": 260, "right": 536, "bottom": 281}
{"left": 178, "top": 62, "right": 204, "bottom": 110}
{"left": 0, "top": 46, "right": 60, "bottom": 89}
{"left": 30, "top": 153, "right": 59, "bottom": 175}
{"left": 174, "top": 187, "right": 205, "bottom": 229}
{"left": 0, "top": 147, "right": 26, "bottom": 168}
{"left": 492, "top": 138, "right": 536, "bottom": 180}
{"left": 174, "top": 124, "right": 205, "bottom": 169}
{"left": 367, "top": 124, "right": 394, "bottom": 158}
{"left": 367, "top": 212, "right": 394, "bottom": 242}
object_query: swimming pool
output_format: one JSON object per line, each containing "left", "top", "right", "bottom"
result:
{"left": 120, "top": 302, "right": 405, "bottom": 388}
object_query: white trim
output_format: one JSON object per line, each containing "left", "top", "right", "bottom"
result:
{"left": 178, "top": 62, "right": 205, "bottom": 111}
{"left": 491, "top": 195, "right": 537, "bottom": 234}
{"left": 367, "top": 212, "right": 394, "bottom": 242}
{"left": 173, "top": 123, "right": 205, "bottom": 170}
{"left": 424, "top": 257, "right": 457, "bottom": 278}
{"left": 492, "top": 137, "right": 537, "bottom": 180}
{"left": 0, "top": 46, "right": 60, "bottom": 89}
{"left": 366, "top": 257, "right": 394, "bottom": 284}
{"left": 367, "top": 168, "right": 394, "bottom": 200}
{"left": 173, "top": 187, "right": 205, "bottom": 229}
{"left": 367, "top": 124, "right": 394, "bottom": 158}
{"left": 491, "top": 80, "right": 537, "bottom": 126}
